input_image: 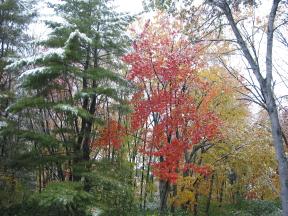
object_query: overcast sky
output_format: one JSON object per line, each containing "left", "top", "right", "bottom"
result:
{"left": 29, "top": 0, "right": 288, "bottom": 109}
{"left": 114, "top": 0, "right": 143, "bottom": 13}
{"left": 30, "top": 0, "right": 143, "bottom": 39}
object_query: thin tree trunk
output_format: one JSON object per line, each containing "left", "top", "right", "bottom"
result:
{"left": 140, "top": 156, "right": 145, "bottom": 209}
{"left": 170, "top": 184, "right": 177, "bottom": 213}
{"left": 106, "top": 97, "right": 111, "bottom": 160}
{"left": 82, "top": 47, "right": 99, "bottom": 161}
{"left": 218, "top": 180, "right": 225, "bottom": 207}
{"left": 38, "top": 166, "right": 42, "bottom": 192}
{"left": 193, "top": 191, "right": 199, "bottom": 216}
{"left": 76, "top": 46, "right": 91, "bottom": 162}
{"left": 143, "top": 153, "right": 152, "bottom": 209}
{"left": 57, "top": 163, "right": 64, "bottom": 181}
{"left": 140, "top": 136, "right": 147, "bottom": 209}
{"left": 159, "top": 179, "right": 169, "bottom": 214}
{"left": 206, "top": 173, "right": 215, "bottom": 215}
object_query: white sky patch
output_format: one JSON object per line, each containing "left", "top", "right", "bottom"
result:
{"left": 113, "top": 0, "right": 143, "bottom": 14}
{"left": 28, "top": 0, "right": 144, "bottom": 40}
{"left": 28, "top": 0, "right": 64, "bottom": 40}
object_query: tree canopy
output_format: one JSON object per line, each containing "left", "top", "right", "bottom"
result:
{"left": 0, "top": 0, "right": 287, "bottom": 215}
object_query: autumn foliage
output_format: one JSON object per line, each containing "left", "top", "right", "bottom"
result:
{"left": 123, "top": 15, "right": 220, "bottom": 183}
{"left": 92, "top": 119, "right": 126, "bottom": 150}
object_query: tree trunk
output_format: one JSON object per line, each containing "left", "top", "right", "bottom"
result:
{"left": 206, "top": 173, "right": 215, "bottom": 215}
{"left": 170, "top": 184, "right": 177, "bottom": 212}
{"left": 267, "top": 95, "right": 288, "bottom": 215}
{"left": 140, "top": 154, "right": 145, "bottom": 209}
{"left": 218, "top": 180, "right": 225, "bottom": 207}
{"left": 144, "top": 154, "right": 153, "bottom": 209}
{"left": 193, "top": 191, "right": 199, "bottom": 216}
{"left": 207, "top": 1, "right": 288, "bottom": 214}
{"left": 159, "top": 179, "right": 169, "bottom": 213}
{"left": 38, "top": 166, "right": 42, "bottom": 192}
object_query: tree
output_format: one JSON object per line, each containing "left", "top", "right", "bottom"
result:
{"left": 2, "top": 0, "right": 135, "bottom": 214}
{"left": 45, "top": 0, "right": 132, "bottom": 162}
{"left": 204, "top": 1, "right": 288, "bottom": 214}
{"left": 1, "top": 0, "right": 140, "bottom": 215}
{"left": 123, "top": 14, "right": 220, "bottom": 212}
{"left": 147, "top": 0, "right": 288, "bottom": 213}
{"left": 0, "top": 0, "right": 35, "bottom": 210}
{"left": 5, "top": 0, "right": 131, "bottom": 168}
{"left": 0, "top": 0, "right": 35, "bottom": 158}
{"left": 0, "top": 0, "right": 35, "bottom": 116}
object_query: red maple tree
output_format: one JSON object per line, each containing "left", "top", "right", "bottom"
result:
{"left": 123, "top": 15, "right": 220, "bottom": 183}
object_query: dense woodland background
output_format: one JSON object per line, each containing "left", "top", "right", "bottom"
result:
{"left": 1, "top": 0, "right": 288, "bottom": 215}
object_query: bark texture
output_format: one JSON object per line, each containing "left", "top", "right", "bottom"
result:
{"left": 207, "top": 1, "right": 288, "bottom": 215}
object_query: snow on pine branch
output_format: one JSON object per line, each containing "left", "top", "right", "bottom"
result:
{"left": 0, "top": 121, "right": 7, "bottom": 129}
{"left": 5, "top": 48, "right": 65, "bottom": 71}
{"left": 64, "top": 30, "right": 93, "bottom": 48}
{"left": 5, "top": 31, "right": 92, "bottom": 71}
{"left": 54, "top": 104, "right": 79, "bottom": 115}
{"left": 0, "top": 93, "right": 9, "bottom": 99}
{"left": 18, "top": 66, "right": 50, "bottom": 80}
{"left": 54, "top": 104, "right": 92, "bottom": 120}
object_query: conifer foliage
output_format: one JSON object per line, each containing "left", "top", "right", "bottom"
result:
{"left": 5, "top": 0, "right": 131, "bottom": 170}
{"left": 1, "top": 0, "right": 135, "bottom": 215}
{"left": 0, "top": 0, "right": 36, "bottom": 210}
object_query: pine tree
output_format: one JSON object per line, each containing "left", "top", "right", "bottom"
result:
{"left": 0, "top": 0, "right": 35, "bottom": 153}
{"left": 46, "top": 0, "right": 133, "bottom": 163}
{"left": 0, "top": 0, "right": 36, "bottom": 210}
{"left": 5, "top": 0, "right": 132, "bottom": 177}
{"left": 0, "top": 0, "right": 35, "bottom": 111}
{"left": 2, "top": 0, "right": 136, "bottom": 214}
